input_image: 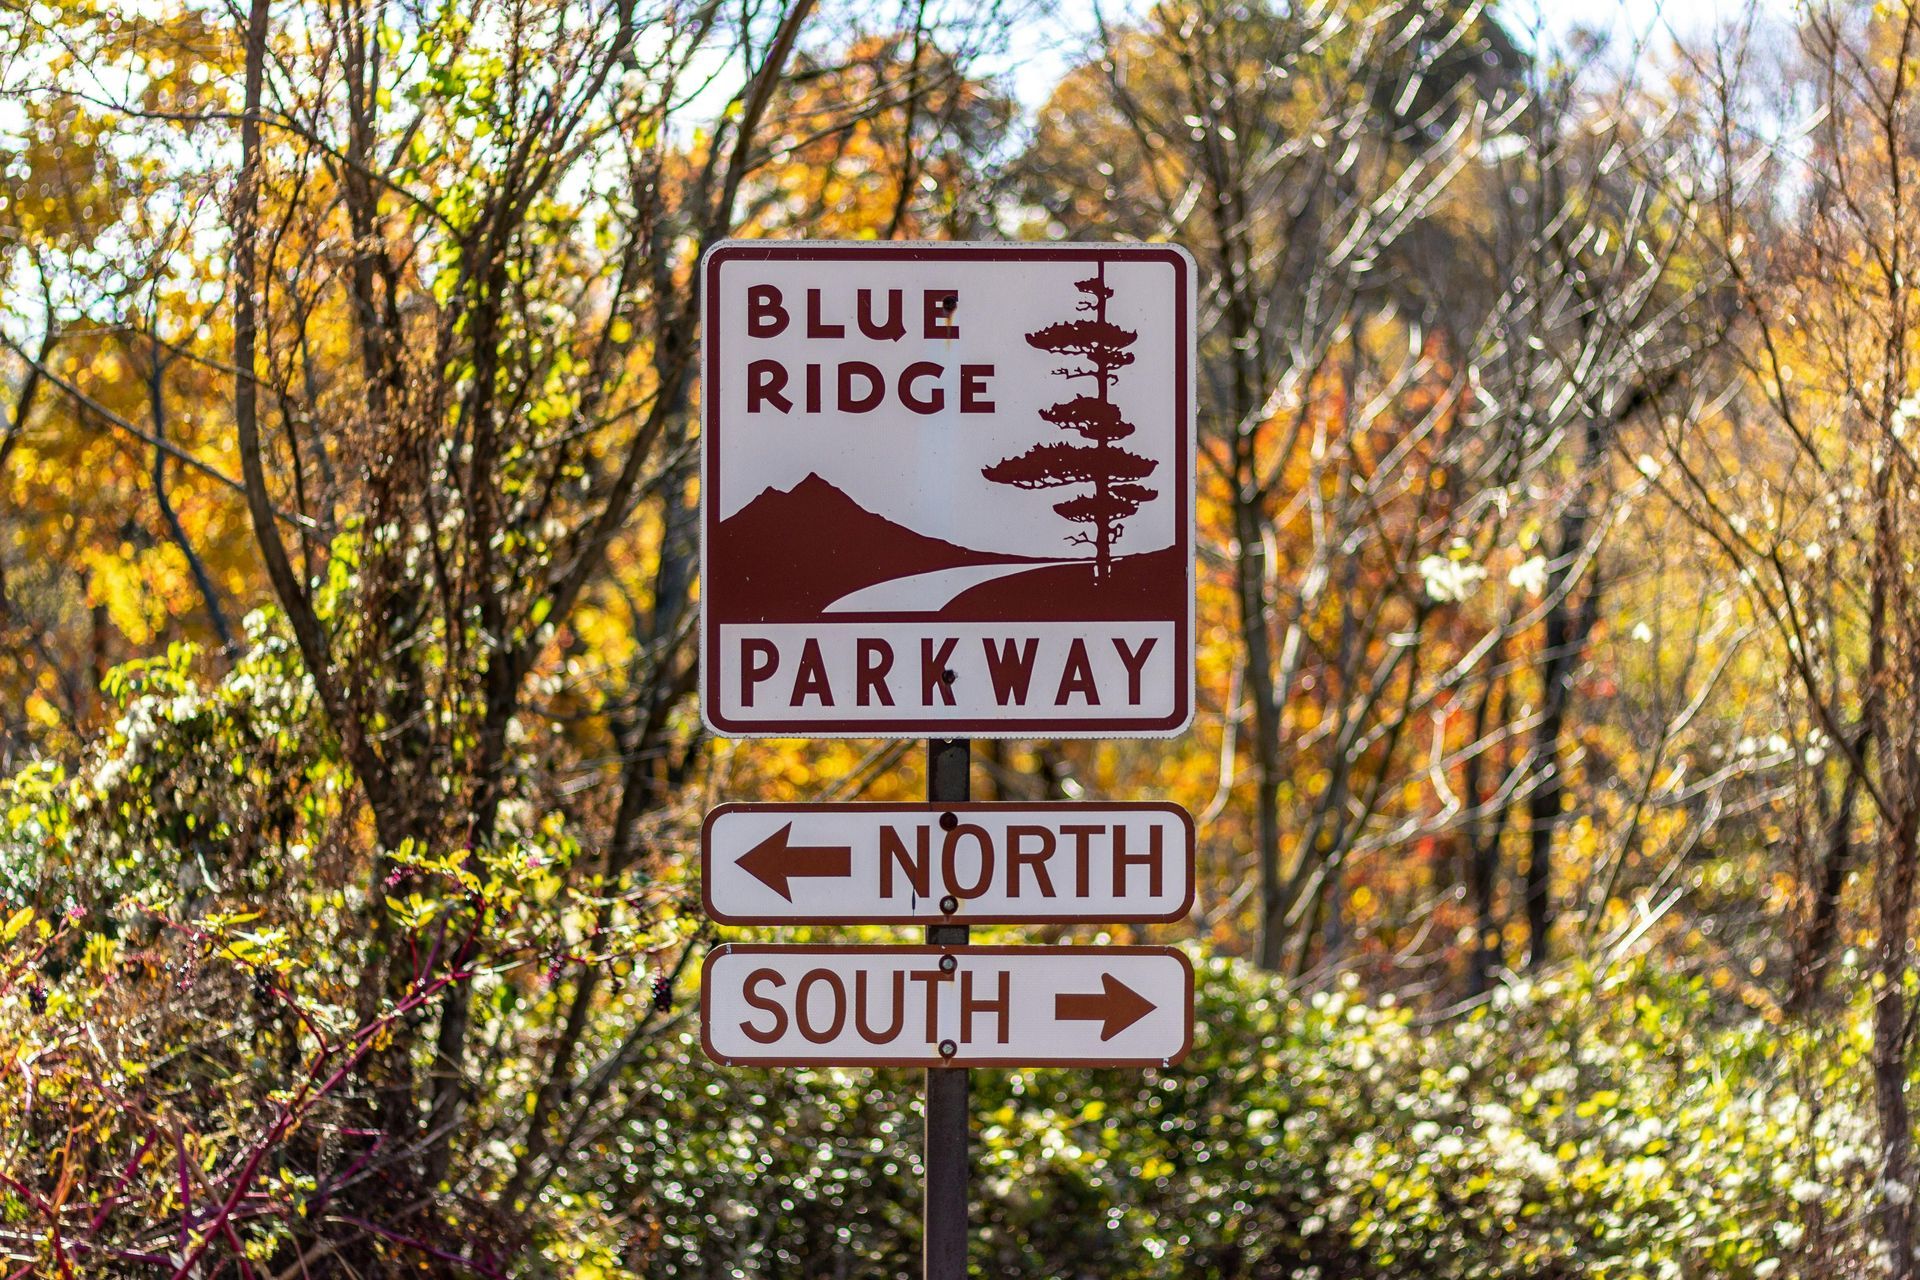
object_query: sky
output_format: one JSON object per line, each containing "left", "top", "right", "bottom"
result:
{"left": 997, "top": 0, "right": 1796, "bottom": 111}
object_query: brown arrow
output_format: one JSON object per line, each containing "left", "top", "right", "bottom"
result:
{"left": 1053, "top": 973, "right": 1156, "bottom": 1041}
{"left": 734, "top": 823, "right": 853, "bottom": 901}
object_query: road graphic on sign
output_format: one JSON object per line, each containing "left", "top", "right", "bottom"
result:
{"left": 822, "top": 562, "right": 1071, "bottom": 614}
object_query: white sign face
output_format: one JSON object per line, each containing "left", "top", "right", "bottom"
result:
{"left": 701, "top": 945, "right": 1193, "bottom": 1068}
{"left": 700, "top": 241, "right": 1196, "bottom": 739}
{"left": 702, "top": 802, "right": 1194, "bottom": 925}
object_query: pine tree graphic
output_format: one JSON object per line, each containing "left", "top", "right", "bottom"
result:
{"left": 982, "top": 261, "right": 1159, "bottom": 583}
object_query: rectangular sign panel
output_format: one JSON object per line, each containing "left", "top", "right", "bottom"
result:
{"left": 702, "top": 801, "right": 1194, "bottom": 925}
{"left": 701, "top": 944, "right": 1193, "bottom": 1069}
{"left": 700, "top": 241, "right": 1196, "bottom": 738}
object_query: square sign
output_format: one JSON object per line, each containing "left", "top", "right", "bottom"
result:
{"left": 700, "top": 242, "right": 1195, "bottom": 738}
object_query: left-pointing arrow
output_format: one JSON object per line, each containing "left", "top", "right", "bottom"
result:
{"left": 734, "top": 823, "right": 854, "bottom": 901}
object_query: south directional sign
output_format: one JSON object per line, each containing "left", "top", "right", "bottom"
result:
{"left": 701, "top": 944, "right": 1193, "bottom": 1069}
{"left": 702, "top": 801, "right": 1194, "bottom": 926}
{"left": 700, "top": 241, "right": 1196, "bottom": 739}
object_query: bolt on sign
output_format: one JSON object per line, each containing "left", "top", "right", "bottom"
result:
{"left": 702, "top": 945, "right": 1193, "bottom": 1069}
{"left": 700, "top": 242, "right": 1196, "bottom": 738}
{"left": 703, "top": 802, "right": 1194, "bottom": 925}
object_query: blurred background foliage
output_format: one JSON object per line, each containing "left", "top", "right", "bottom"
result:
{"left": 2, "top": 0, "right": 1916, "bottom": 1274}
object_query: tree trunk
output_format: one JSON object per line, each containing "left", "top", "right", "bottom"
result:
{"left": 1524, "top": 421, "right": 1606, "bottom": 972}
{"left": 1874, "top": 797, "right": 1920, "bottom": 1280}
{"left": 1237, "top": 492, "right": 1285, "bottom": 971}
{"left": 1464, "top": 651, "right": 1509, "bottom": 997}
{"left": 1790, "top": 753, "right": 1863, "bottom": 1014}
{"left": 1522, "top": 604, "right": 1570, "bottom": 972}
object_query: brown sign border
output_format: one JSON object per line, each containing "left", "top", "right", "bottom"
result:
{"left": 700, "top": 943, "right": 1195, "bottom": 1069}
{"left": 699, "top": 241, "right": 1196, "bottom": 740}
{"left": 701, "top": 801, "right": 1197, "bottom": 926}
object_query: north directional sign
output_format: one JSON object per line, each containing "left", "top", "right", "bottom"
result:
{"left": 701, "top": 802, "right": 1194, "bottom": 925}
{"left": 701, "top": 944, "right": 1193, "bottom": 1069}
{"left": 700, "top": 241, "right": 1196, "bottom": 739}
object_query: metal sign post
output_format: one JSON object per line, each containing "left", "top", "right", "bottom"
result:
{"left": 925, "top": 738, "right": 969, "bottom": 1280}
{"left": 695, "top": 240, "right": 1200, "bottom": 1280}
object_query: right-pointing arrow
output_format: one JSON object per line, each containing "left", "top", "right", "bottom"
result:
{"left": 1053, "top": 973, "right": 1156, "bottom": 1041}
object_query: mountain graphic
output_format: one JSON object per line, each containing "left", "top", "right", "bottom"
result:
{"left": 708, "top": 472, "right": 1186, "bottom": 623}
{"left": 709, "top": 473, "right": 1030, "bottom": 621}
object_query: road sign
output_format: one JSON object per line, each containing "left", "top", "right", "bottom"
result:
{"left": 702, "top": 801, "right": 1194, "bottom": 925}
{"left": 701, "top": 944, "right": 1193, "bottom": 1068}
{"left": 700, "top": 241, "right": 1196, "bottom": 739}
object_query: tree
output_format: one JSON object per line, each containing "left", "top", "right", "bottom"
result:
{"left": 0, "top": 6, "right": 259, "bottom": 762}
{"left": 12, "top": 0, "right": 1907, "bottom": 1273}
{"left": 0, "top": 0, "right": 1022, "bottom": 1271}
{"left": 1645, "top": 3, "right": 1920, "bottom": 1270}
{"left": 983, "top": 262, "right": 1159, "bottom": 580}
{"left": 1017, "top": 0, "right": 1706, "bottom": 982}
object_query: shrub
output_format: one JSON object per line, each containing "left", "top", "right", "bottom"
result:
{"left": 614, "top": 952, "right": 1871, "bottom": 1279}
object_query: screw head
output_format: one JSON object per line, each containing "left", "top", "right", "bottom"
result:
{"left": 941, "top": 668, "right": 957, "bottom": 684}
{"left": 939, "top": 895, "right": 959, "bottom": 915}
{"left": 939, "top": 953, "right": 958, "bottom": 973}
{"left": 939, "top": 1040, "right": 958, "bottom": 1058}
{"left": 938, "top": 811, "right": 958, "bottom": 830}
